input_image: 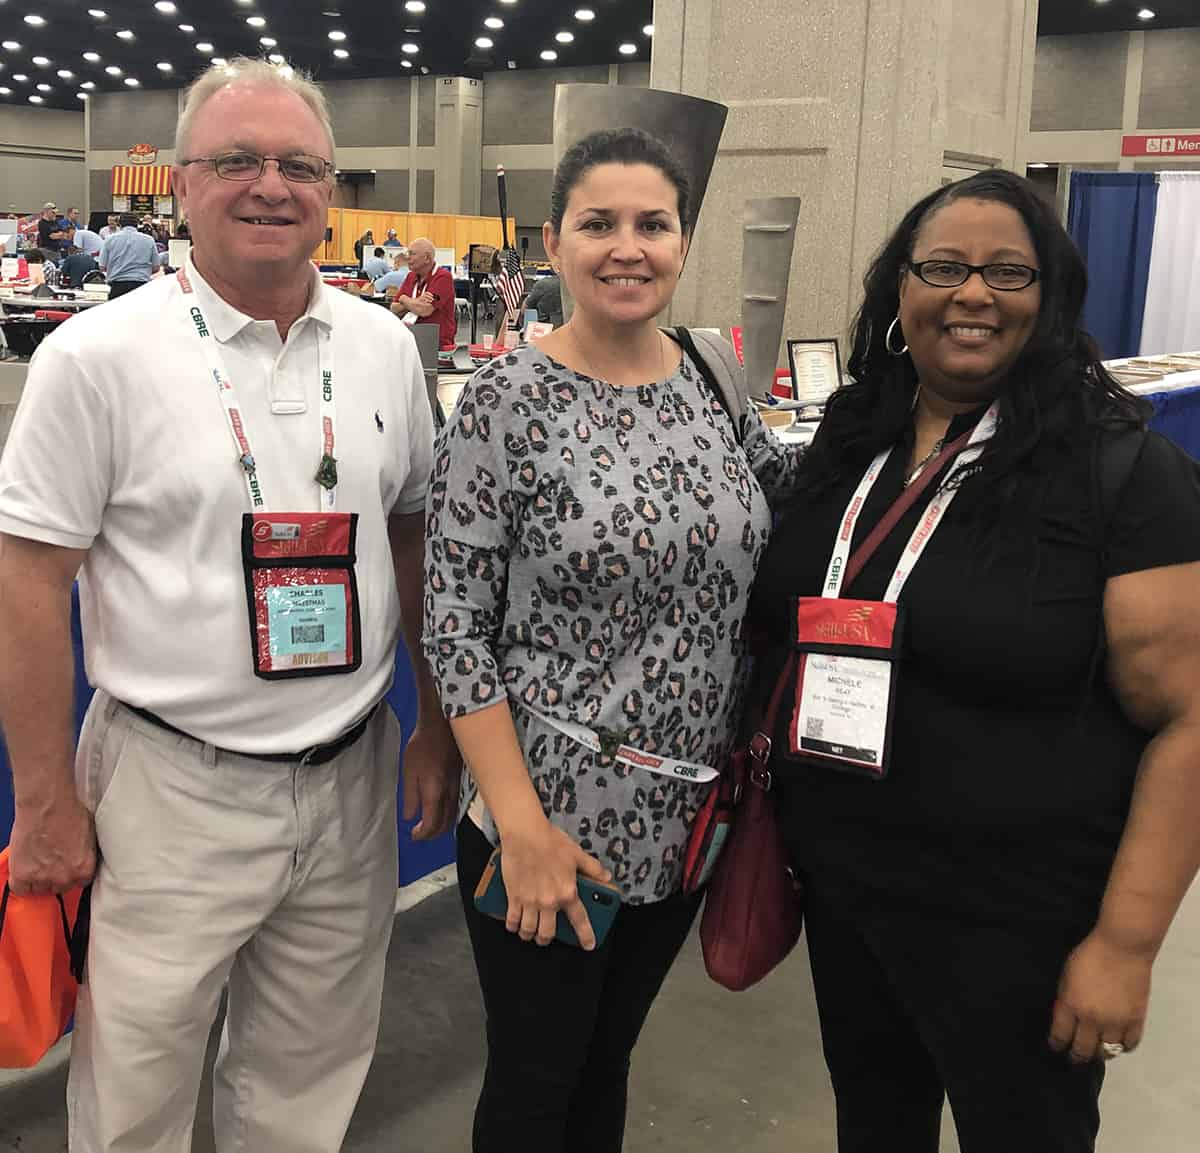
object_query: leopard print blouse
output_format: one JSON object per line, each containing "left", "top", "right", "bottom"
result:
{"left": 423, "top": 344, "right": 796, "bottom": 903}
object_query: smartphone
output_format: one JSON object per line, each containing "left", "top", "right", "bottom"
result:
{"left": 473, "top": 848, "right": 622, "bottom": 948}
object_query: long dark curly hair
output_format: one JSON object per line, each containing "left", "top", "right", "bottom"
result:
{"left": 796, "top": 169, "right": 1148, "bottom": 517}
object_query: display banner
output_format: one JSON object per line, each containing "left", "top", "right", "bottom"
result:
{"left": 1121, "top": 134, "right": 1200, "bottom": 157}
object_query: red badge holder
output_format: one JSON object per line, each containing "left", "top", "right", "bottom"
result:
{"left": 786, "top": 597, "right": 905, "bottom": 777}
{"left": 241, "top": 512, "right": 362, "bottom": 680}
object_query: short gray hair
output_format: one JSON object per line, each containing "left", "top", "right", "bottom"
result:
{"left": 176, "top": 56, "right": 336, "bottom": 163}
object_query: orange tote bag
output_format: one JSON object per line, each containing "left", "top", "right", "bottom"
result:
{"left": 0, "top": 846, "right": 87, "bottom": 1067}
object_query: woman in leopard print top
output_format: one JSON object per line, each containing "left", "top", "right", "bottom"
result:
{"left": 422, "top": 128, "right": 800, "bottom": 1153}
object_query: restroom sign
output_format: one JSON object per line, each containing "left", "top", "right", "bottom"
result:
{"left": 1122, "top": 134, "right": 1200, "bottom": 156}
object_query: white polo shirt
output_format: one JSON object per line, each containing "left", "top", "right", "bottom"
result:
{"left": 0, "top": 261, "right": 434, "bottom": 752}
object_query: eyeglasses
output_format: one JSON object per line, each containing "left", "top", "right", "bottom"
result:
{"left": 180, "top": 151, "right": 333, "bottom": 184}
{"left": 907, "top": 260, "right": 1040, "bottom": 291}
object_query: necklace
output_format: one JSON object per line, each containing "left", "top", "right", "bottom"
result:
{"left": 569, "top": 325, "right": 669, "bottom": 388}
{"left": 903, "top": 436, "right": 946, "bottom": 488}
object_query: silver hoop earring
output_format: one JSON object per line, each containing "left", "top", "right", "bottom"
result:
{"left": 885, "top": 316, "right": 908, "bottom": 357}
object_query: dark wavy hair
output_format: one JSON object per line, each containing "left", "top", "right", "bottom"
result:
{"left": 796, "top": 169, "right": 1148, "bottom": 517}
{"left": 549, "top": 128, "right": 692, "bottom": 234}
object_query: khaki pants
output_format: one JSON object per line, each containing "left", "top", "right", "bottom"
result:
{"left": 67, "top": 692, "right": 401, "bottom": 1153}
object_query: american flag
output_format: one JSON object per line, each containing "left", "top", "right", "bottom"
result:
{"left": 493, "top": 247, "right": 525, "bottom": 318}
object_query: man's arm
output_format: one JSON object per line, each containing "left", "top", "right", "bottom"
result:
{"left": 388, "top": 512, "right": 459, "bottom": 839}
{"left": 0, "top": 534, "right": 95, "bottom": 895}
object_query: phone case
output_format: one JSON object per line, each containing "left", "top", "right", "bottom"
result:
{"left": 473, "top": 849, "right": 622, "bottom": 948}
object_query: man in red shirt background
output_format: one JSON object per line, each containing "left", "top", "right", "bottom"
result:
{"left": 390, "top": 237, "right": 457, "bottom": 351}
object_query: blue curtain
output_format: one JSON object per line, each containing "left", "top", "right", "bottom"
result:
{"left": 1068, "top": 172, "right": 1158, "bottom": 360}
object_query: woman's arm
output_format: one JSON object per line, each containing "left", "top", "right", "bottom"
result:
{"left": 1049, "top": 560, "right": 1200, "bottom": 1063}
{"left": 742, "top": 406, "right": 808, "bottom": 507}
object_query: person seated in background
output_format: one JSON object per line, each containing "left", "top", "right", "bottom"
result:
{"left": 363, "top": 245, "right": 391, "bottom": 281}
{"left": 58, "top": 245, "right": 99, "bottom": 288}
{"left": 71, "top": 224, "right": 104, "bottom": 258}
{"left": 384, "top": 227, "right": 403, "bottom": 248}
{"left": 371, "top": 251, "right": 411, "bottom": 299}
{"left": 521, "top": 270, "right": 563, "bottom": 329}
{"left": 390, "top": 237, "right": 457, "bottom": 351}
{"left": 175, "top": 217, "right": 191, "bottom": 239}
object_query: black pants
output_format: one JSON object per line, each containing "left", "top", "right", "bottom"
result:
{"left": 456, "top": 816, "right": 701, "bottom": 1153}
{"left": 106, "top": 280, "right": 146, "bottom": 299}
{"left": 804, "top": 888, "right": 1104, "bottom": 1153}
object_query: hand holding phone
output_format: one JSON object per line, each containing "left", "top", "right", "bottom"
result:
{"left": 473, "top": 821, "right": 617, "bottom": 950}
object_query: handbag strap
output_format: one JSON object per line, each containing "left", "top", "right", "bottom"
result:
{"left": 841, "top": 425, "right": 975, "bottom": 591}
{"left": 0, "top": 878, "right": 90, "bottom": 983}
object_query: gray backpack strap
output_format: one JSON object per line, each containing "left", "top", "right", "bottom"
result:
{"left": 665, "top": 327, "right": 749, "bottom": 443}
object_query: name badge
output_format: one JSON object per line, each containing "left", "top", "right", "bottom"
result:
{"left": 788, "top": 597, "right": 903, "bottom": 778}
{"left": 241, "top": 512, "right": 363, "bottom": 680}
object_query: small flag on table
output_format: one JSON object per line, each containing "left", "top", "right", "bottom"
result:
{"left": 493, "top": 164, "right": 525, "bottom": 322}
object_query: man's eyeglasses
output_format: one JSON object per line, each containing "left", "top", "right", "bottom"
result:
{"left": 181, "top": 152, "right": 333, "bottom": 184}
{"left": 907, "top": 260, "right": 1041, "bottom": 292}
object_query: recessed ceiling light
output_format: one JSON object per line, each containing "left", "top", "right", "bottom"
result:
{"left": 156, "top": 61, "right": 172, "bottom": 71}
{"left": 420, "top": 65, "right": 429, "bottom": 73}
{"left": 236, "top": 0, "right": 254, "bottom": 5}
{"left": 0, "top": 87, "right": 12, "bottom": 95}
{"left": 87, "top": 10, "right": 107, "bottom": 19}
{"left": 104, "top": 64, "right": 122, "bottom": 74}
{"left": 35, "top": 83, "right": 50, "bottom": 91}
{"left": 401, "top": 59, "right": 412, "bottom": 68}
{"left": 196, "top": 42, "right": 214, "bottom": 52}
{"left": 246, "top": 16, "right": 266, "bottom": 26}
{"left": 575, "top": 8, "right": 595, "bottom": 20}
{"left": 178, "top": 24, "right": 194, "bottom": 33}
{"left": 268, "top": 53, "right": 284, "bottom": 63}
{"left": 540, "top": 49, "right": 557, "bottom": 61}
{"left": 56, "top": 69, "right": 73, "bottom": 78}
{"left": 1, "top": 42, "right": 20, "bottom": 51}
{"left": 327, "top": 29, "right": 346, "bottom": 41}
{"left": 83, "top": 52, "right": 101, "bottom": 62}
{"left": 401, "top": 42, "right": 419, "bottom": 53}
{"left": 154, "top": 1, "right": 176, "bottom": 12}
{"left": 404, "top": 0, "right": 426, "bottom": 10}
{"left": 618, "top": 42, "right": 637, "bottom": 55}
{"left": 13, "top": 73, "right": 28, "bottom": 81}
{"left": 81, "top": 81, "right": 95, "bottom": 89}
{"left": 124, "top": 77, "right": 139, "bottom": 86}
{"left": 24, "top": 15, "right": 46, "bottom": 28}
{"left": 499, "top": 0, "right": 517, "bottom": 4}
{"left": 332, "top": 47, "right": 349, "bottom": 58}
{"left": 484, "top": 17, "right": 504, "bottom": 29}
{"left": 643, "top": 23, "right": 654, "bottom": 36}
{"left": 475, "top": 37, "right": 494, "bottom": 48}
{"left": 260, "top": 37, "right": 276, "bottom": 46}
{"left": 555, "top": 30, "right": 574, "bottom": 43}
{"left": 116, "top": 30, "right": 135, "bottom": 40}
{"left": 76, "top": 91, "right": 88, "bottom": 100}
{"left": 31, "top": 56, "right": 49, "bottom": 66}
{"left": 1137, "top": 7, "right": 1155, "bottom": 17}
{"left": 1028, "top": 162, "right": 1050, "bottom": 169}
{"left": 28, "top": 94, "right": 42, "bottom": 102}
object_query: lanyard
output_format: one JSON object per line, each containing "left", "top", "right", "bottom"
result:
{"left": 176, "top": 260, "right": 337, "bottom": 513}
{"left": 517, "top": 702, "right": 720, "bottom": 785}
{"left": 823, "top": 402, "right": 998, "bottom": 604}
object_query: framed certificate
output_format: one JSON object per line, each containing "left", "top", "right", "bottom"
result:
{"left": 786, "top": 338, "right": 843, "bottom": 404}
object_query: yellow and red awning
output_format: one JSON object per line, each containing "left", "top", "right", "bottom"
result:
{"left": 111, "top": 165, "right": 172, "bottom": 196}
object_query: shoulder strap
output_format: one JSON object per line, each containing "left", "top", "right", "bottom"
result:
{"left": 665, "top": 327, "right": 747, "bottom": 444}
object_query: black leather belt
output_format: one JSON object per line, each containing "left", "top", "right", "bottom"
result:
{"left": 122, "top": 702, "right": 376, "bottom": 766}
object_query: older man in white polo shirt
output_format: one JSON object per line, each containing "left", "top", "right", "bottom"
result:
{"left": 0, "top": 58, "right": 458, "bottom": 1153}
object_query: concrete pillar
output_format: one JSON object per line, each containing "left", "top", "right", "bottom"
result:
{"left": 434, "top": 77, "right": 483, "bottom": 215}
{"left": 652, "top": 0, "right": 1039, "bottom": 361}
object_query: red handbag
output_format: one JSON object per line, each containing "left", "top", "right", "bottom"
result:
{"left": 699, "top": 653, "right": 803, "bottom": 991}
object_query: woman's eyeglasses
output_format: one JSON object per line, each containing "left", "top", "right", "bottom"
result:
{"left": 180, "top": 152, "right": 333, "bottom": 184}
{"left": 907, "top": 260, "right": 1040, "bottom": 291}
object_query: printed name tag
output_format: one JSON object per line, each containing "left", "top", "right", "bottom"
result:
{"left": 788, "top": 597, "right": 902, "bottom": 778}
{"left": 241, "top": 512, "right": 363, "bottom": 680}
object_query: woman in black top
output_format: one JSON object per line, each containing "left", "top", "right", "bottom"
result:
{"left": 749, "top": 170, "right": 1200, "bottom": 1153}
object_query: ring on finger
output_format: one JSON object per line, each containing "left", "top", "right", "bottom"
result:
{"left": 1100, "top": 1041, "right": 1126, "bottom": 1060}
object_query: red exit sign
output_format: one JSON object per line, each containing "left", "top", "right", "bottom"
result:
{"left": 1122, "top": 134, "right": 1200, "bottom": 157}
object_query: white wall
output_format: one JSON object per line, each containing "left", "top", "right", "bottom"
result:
{"left": 0, "top": 106, "right": 85, "bottom": 215}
